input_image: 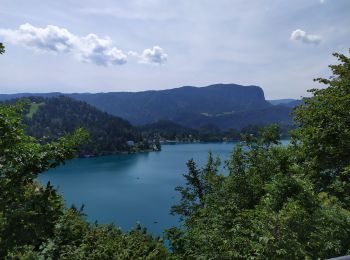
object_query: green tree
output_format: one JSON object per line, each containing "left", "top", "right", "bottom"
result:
{"left": 0, "top": 101, "right": 88, "bottom": 257}
{"left": 293, "top": 49, "right": 350, "bottom": 208}
{"left": 168, "top": 126, "right": 350, "bottom": 259}
{"left": 0, "top": 43, "right": 4, "bottom": 54}
{"left": 170, "top": 153, "right": 222, "bottom": 219}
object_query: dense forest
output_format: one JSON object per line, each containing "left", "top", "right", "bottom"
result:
{"left": 19, "top": 96, "right": 150, "bottom": 156}
{"left": 140, "top": 119, "right": 293, "bottom": 142}
{"left": 1, "top": 43, "right": 350, "bottom": 258}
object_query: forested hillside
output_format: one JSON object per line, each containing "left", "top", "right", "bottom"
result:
{"left": 67, "top": 84, "right": 271, "bottom": 125}
{"left": 0, "top": 84, "right": 293, "bottom": 129}
{"left": 140, "top": 120, "right": 293, "bottom": 142}
{"left": 269, "top": 99, "right": 303, "bottom": 108}
{"left": 172, "top": 104, "right": 293, "bottom": 130}
{"left": 22, "top": 96, "right": 148, "bottom": 156}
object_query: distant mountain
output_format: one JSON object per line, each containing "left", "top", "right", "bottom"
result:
{"left": 65, "top": 84, "right": 271, "bottom": 126}
{"left": 268, "top": 99, "right": 303, "bottom": 108}
{"left": 174, "top": 105, "right": 293, "bottom": 130}
{"left": 0, "top": 84, "right": 294, "bottom": 129}
{"left": 283, "top": 99, "right": 303, "bottom": 108}
{"left": 0, "top": 92, "right": 62, "bottom": 101}
{"left": 17, "top": 96, "right": 147, "bottom": 156}
{"left": 268, "top": 99, "right": 296, "bottom": 105}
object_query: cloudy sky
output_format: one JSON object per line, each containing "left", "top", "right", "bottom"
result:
{"left": 0, "top": 0, "right": 349, "bottom": 99}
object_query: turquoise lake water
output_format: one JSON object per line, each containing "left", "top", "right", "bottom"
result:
{"left": 39, "top": 143, "right": 236, "bottom": 235}
{"left": 39, "top": 141, "right": 288, "bottom": 236}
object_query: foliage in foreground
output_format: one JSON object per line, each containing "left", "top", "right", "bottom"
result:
{"left": 0, "top": 101, "right": 168, "bottom": 258}
{"left": 166, "top": 49, "right": 350, "bottom": 259}
{"left": 0, "top": 42, "right": 4, "bottom": 55}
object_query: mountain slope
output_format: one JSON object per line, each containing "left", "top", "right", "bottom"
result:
{"left": 268, "top": 99, "right": 297, "bottom": 105}
{"left": 140, "top": 120, "right": 198, "bottom": 136}
{"left": 172, "top": 105, "right": 293, "bottom": 129}
{"left": 268, "top": 99, "right": 303, "bottom": 108}
{"left": 22, "top": 96, "right": 146, "bottom": 156}
{"left": 0, "top": 83, "right": 293, "bottom": 129}
{"left": 66, "top": 84, "right": 271, "bottom": 125}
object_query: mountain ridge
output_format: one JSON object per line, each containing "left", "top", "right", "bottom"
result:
{"left": 0, "top": 83, "right": 295, "bottom": 129}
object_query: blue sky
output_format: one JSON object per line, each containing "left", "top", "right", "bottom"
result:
{"left": 0, "top": 0, "right": 349, "bottom": 99}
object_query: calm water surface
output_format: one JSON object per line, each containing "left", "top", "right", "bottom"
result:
{"left": 40, "top": 142, "right": 288, "bottom": 235}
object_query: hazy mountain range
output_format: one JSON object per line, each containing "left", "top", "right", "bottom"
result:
{"left": 267, "top": 99, "right": 303, "bottom": 107}
{"left": 0, "top": 83, "right": 300, "bottom": 129}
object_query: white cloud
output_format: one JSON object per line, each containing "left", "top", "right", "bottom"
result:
{"left": 0, "top": 23, "right": 128, "bottom": 66}
{"left": 290, "top": 29, "right": 322, "bottom": 45}
{"left": 130, "top": 46, "right": 168, "bottom": 65}
{"left": 320, "top": 0, "right": 325, "bottom": 3}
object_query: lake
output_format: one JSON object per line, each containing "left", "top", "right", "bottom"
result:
{"left": 39, "top": 141, "right": 287, "bottom": 236}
